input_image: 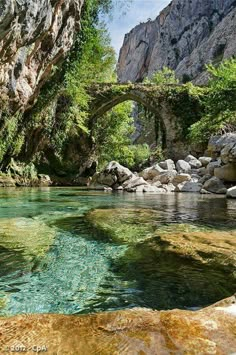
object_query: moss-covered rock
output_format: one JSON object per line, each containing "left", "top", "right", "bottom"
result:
{"left": 0, "top": 218, "right": 55, "bottom": 261}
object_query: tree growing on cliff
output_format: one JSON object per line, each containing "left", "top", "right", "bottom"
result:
{"left": 189, "top": 58, "right": 236, "bottom": 144}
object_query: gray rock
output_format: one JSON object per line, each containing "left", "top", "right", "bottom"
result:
{"left": 175, "top": 181, "right": 202, "bottom": 193}
{"left": 221, "top": 142, "right": 236, "bottom": 164}
{"left": 198, "top": 167, "right": 207, "bottom": 176}
{"left": 206, "top": 160, "right": 222, "bottom": 176}
{"left": 176, "top": 160, "right": 191, "bottom": 173}
{"left": 199, "top": 174, "right": 212, "bottom": 185}
{"left": 208, "top": 134, "right": 236, "bottom": 158}
{"left": 203, "top": 177, "right": 227, "bottom": 194}
{"left": 199, "top": 157, "right": 212, "bottom": 167}
{"left": 185, "top": 155, "right": 202, "bottom": 169}
{"left": 97, "top": 172, "right": 117, "bottom": 187}
{"left": 214, "top": 163, "right": 236, "bottom": 182}
{"left": 159, "top": 159, "right": 176, "bottom": 171}
{"left": 226, "top": 186, "right": 236, "bottom": 198}
{"left": 123, "top": 176, "right": 148, "bottom": 190}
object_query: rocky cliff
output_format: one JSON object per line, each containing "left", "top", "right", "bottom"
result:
{"left": 0, "top": 0, "right": 84, "bottom": 111}
{"left": 117, "top": 0, "right": 236, "bottom": 83}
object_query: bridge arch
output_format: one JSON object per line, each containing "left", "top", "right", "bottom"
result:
{"left": 88, "top": 84, "right": 204, "bottom": 159}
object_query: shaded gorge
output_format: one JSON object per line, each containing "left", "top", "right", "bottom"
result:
{"left": 0, "top": 188, "right": 235, "bottom": 315}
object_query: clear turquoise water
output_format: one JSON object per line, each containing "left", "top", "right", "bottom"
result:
{"left": 0, "top": 187, "right": 235, "bottom": 315}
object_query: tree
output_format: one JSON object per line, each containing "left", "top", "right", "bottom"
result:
{"left": 189, "top": 58, "right": 236, "bottom": 144}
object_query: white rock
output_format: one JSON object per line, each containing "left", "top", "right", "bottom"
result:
{"left": 105, "top": 161, "right": 134, "bottom": 183}
{"left": 123, "top": 176, "right": 148, "bottom": 190}
{"left": 176, "top": 160, "right": 191, "bottom": 173}
{"left": 226, "top": 186, "right": 236, "bottom": 198}
{"left": 185, "top": 154, "right": 202, "bottom": 169}
{"left": 199, "top": 157, "right": 212, "bottom": 167}
{"left": 159, "top": 159, "right": 176, "bottom": 171}
{"left": 143, "top": 185, "right": 161, "bottom": 193}
{"left": 162, "top": 183, "right": 175, "bottom": 192}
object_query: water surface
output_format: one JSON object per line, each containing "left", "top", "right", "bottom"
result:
{"left": 0, "top": 187, "right": 235, "bottom": 315}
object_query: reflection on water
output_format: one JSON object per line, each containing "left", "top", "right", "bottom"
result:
{"left": 0, "top": 187, "right": 235, "bottom": 315}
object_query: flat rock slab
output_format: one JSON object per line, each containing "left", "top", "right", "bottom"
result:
{"left": 0, "top": 296, "right": 235, "bottom": 354}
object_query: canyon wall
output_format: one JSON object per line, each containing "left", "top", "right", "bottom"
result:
{"left": 0, "top": 0, "right": 84, "bottom": 111}
{"left": 117, "top": 0, "right": 236, "bottom": 83}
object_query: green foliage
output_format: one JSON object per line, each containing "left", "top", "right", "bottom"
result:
{"left": 144, "top": 67, "right": 179, "bottom": 85}
{"left": 94, "top": 101, "right": 150, "bottom": 169}
{"left": 189, "top": 58, "right": 236, "bottom": 144}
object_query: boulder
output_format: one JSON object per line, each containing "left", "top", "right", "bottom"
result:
{"left": 208, "top": 133, "right": 236, "bottom": 158}
{"left": 123, "top": 176, "right": 148, "bottom": 190}
{"left": 190, "top": 174, "right": 201, "bottom": 182}
{"left": 206, "top": 160, "right": 222, "bottom": 176}
{"left": 214, "top": 163, "right": 236, "bottom": 182}
{"left": 172, "top": 173, "right": 191, "bottom": 185}
{"left": 97, "top": 172, "right": 117, "bottom": 187}
{"left": 143, "top": 185, "right": 162, "bottom": 193}
{"left": 162, "top": 183, "right": 175, "bottom": 192}
{"left": 220, "top": 142, "right": 236, "bottom": 164}
{"left": 1, "top": 295, "right": 236, "bottom": 354}
{"left": 185, "top": 155, "right": 202, "bottom": 169}
{"left": 105, "top": 161, "right": 134, "bottom": 183}
{"left": 198, "top": 167, "right": 207, "bottom": 176}
{"left": 38, "top": 174, "right": 52, "bottom": 186}
{"left": 199, "top": 156, "right": 212, "bottom": 167}
{"left": 140, "top": 163, "right": 164, "bottom": 180}
{"left": 158, "top": 170, "right": 177, "bottom": 184}
{"left": 175, "top": 181, "right": 202, "bottom": 193}
{"left": 203, "top": 177, "right": 227, "bottom": 194}
{"left": 200, "top": 188, "right": 212, "bottom": 194}
{"left": 176, "top": 160, "right": 191, "bottom": 173}
{"left": 159, "top": 159, "right": 175, "bottom": 171}
{"left": 199, "top": 174, "right": 212, "bottom": 184}
{"left": 226, "top": 186, "right": 236, "bottom": 198}
{"left": 0, "top": 174, "right": 15, "bottom": 187}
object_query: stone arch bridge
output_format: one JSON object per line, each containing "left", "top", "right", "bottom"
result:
{"left": 87, "top": 83, "right": 204, "bottom": 159}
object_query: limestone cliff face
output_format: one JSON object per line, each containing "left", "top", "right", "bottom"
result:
{"left": 117, "top": 0, "right": 236, "bottom": 83}
{"left": 0, "top": 0, "right": 84, "bottom": 110}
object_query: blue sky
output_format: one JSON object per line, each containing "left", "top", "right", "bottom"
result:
{"left": 104, "top": 0, "right": 170, "bottom": 56}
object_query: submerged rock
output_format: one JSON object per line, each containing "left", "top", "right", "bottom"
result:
{"left": 0, "top": 218, "right": 55, "bottom": 260}
{"left": 0, "top": 296, "right": 235, "bottom": 354}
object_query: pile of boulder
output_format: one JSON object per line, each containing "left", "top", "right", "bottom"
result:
{"left": 90, "top": 133, "right": 236, "bottom": 198}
